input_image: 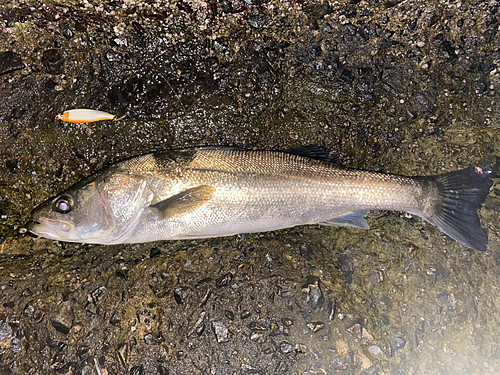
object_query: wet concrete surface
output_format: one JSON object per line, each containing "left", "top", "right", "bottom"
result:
{"left": 1, "top": 0, "right": 500, "bottom": 374}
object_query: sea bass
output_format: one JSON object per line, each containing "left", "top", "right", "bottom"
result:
{"left": 27, "top": 147, "right": 494, "bottom": 251}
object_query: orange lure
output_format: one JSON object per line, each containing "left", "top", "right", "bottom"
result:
{"left": 57, "top": 109, "right": 118, "bottom": 123}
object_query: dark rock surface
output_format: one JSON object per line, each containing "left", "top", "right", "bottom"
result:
{"left": 1, "top": 0, "right": 500, "bottom": 374}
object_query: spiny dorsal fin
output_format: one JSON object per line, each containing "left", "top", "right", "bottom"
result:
{"left": 287, "top": 145, "right": 337, "bottom": 163}
{"left": 149, "top": 185, "right": 216, "bottom": 220}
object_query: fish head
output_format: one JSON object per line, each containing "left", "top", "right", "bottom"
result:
{"left": 28, "top": 172, "right": 149, "bottom": 244}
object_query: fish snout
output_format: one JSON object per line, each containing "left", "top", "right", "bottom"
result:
{"left": 26, "top": 221, "right": 40, "bottom": 233}
{"left": 26, "top": 218, "right": 74, "bottom": 240}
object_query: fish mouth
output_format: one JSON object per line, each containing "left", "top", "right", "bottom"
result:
{"left": 26, "top": 221, "right": 40, "bottom": 233}
{"left": 26, "top": 218, "right": 74, "bottom": 240}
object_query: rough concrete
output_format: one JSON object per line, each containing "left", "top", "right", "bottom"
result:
{"left": 0, "top": 0, "right": 499, "bottom": 374}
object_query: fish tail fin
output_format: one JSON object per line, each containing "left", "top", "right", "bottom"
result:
{"left": 421, "top": 165, "right": 493, "bottom": 251}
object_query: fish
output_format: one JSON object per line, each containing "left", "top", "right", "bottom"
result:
{"left": 57, "top": 109, "right": 118, "bottom": 123}
{"left": 27, "top": 147, "right": 495, "bottom": 251}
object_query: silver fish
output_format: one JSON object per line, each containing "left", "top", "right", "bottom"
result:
{"left": 27, "top": 147, "right": 494, "bottom": 251}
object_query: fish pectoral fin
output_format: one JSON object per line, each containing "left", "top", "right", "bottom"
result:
{"left": 149, "top": 185, "right": 216, "bottom": 220}
{"left": 320, "top": 211, "right": 370, "bottom": 229}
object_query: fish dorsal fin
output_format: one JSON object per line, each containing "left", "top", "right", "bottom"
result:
{"left": 287, "top": 145, "right": 336, "bottom": 163}
{"left": 149, "top": 185, "right": 216, "bottom": 220}
{"left": 320, "top": 211, "right": 370, "bottom": 229}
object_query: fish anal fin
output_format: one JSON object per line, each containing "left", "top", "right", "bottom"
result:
{"left": 150, "top": 185, "right": 216, "bottom": 220}
{"left": 320, "top": 211, "right": 370, "bottom": 229}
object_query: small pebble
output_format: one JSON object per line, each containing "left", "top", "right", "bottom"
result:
{"left": 149, "top": 247, "right": 161, "bottom": 258}
{"left": 306, "top": 321, "right": 324, "bottom": 332}
{"left": 369, "top": 345, "right": 382, "bottom": 356}
{"left": 0, "top": 321, "right": 13, "bottom": 341}
{"left": 216, "top": 272, "right": 232, "bottom": 288}
{"left": 240, "top": 310, "right": 251, "bottom": 319}
{"left": 143, "top": 334, "right": 153, "bottom": 345}
{"left": 301, "top": 276, "right": 324, "bottom": 310}
{"left": 394, "top": 337, "right": 406, "bottom": 350}
{"left": 346, "top": 322, "right": 363, "bottom": 339}
{"left": 212, "top": 322, "right": 231, "bottom": 343}
{"left": 109, "top": 314, "right": 121, "bottom": 325}
{"left": 174, "top": 287, "right": 188, "bottom": 304}
{"left": 280, "top": 341, "right": 293, "bottom": 354}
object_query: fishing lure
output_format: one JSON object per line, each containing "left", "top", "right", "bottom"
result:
{"left": 57, "top": 109, "right": 119, "bottom": 123}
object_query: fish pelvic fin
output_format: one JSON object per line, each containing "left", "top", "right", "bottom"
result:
{"left": 320, "top": 211, "right": 370, "bottom": 229}
{"left": 149, "top": 185, "right": 216, "bottom": 220}
{"left": 421, "top": 165, "right": 494, "bottom": 252}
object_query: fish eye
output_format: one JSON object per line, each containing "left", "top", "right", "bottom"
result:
{"left": 54, "top": 195, "right": 73, "bottom": 214}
